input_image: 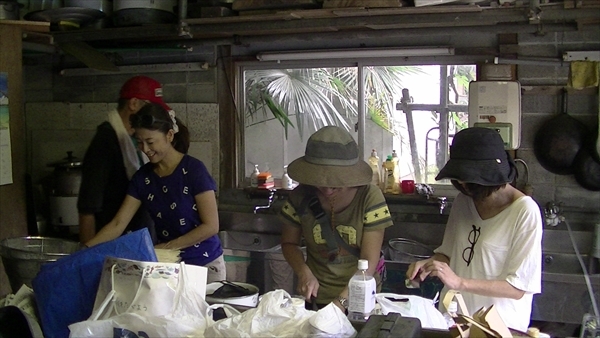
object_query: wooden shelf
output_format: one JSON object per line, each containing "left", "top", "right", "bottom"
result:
{"left": 18, "top": 5, "right": 597, "bottom": 46}
{"left": 0, "top": 20, "right": 50, "bottom": 33}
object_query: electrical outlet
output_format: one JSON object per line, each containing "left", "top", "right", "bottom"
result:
{"left": 474, "top": 122, "right": 512, "bottom": 149}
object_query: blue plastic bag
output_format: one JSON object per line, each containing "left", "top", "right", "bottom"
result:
{"left": 32, "top": 229, "right": 157, "bottom": 338}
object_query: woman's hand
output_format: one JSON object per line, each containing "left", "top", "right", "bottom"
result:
{"left": 297, "top": 271, "right": 319, "bottom": 302}
{"left": 408, "top": 259, "right": 463, "bottom": 291}
{"left": 406, "top": 258, "right": 433, "bottom": 281}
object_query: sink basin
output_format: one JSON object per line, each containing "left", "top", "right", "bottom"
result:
{"left": 542, "top": 252, "right": 596, "bottom": 275}
{"left": 219, "top": 231, "right": 281, "bottom": 252}
{"left": 219, "top": 211, "right": 284, "bottom": 233}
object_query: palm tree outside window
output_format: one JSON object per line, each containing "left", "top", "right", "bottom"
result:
{"left": 240, "top": 62, "right": 475, "bottom": 188}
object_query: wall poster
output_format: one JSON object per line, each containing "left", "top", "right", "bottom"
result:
{"left": 0, "top": 72, "right": 13, "bottom": 185}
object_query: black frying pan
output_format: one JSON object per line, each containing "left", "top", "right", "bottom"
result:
{"left": 534, "top": 89, "right": 589, "bottom": 175}
{"left": 573, "top": 124, "right": 600, "bottom": 191}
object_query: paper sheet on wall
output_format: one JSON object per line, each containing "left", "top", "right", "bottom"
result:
{"left": 0, "top": 72, "right": 13, "bottom": 185}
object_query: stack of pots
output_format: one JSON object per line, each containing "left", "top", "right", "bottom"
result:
{"left": 534, "top": 89, "right": 600, "bottom": 191}
{"left": 0, "top": 1, "right": 22, "bottom": 20}
{"left": 47, "top": 151, "right": 82, "bottom": 236}
{"left": 112, "top": 0, "right": 177, "bottom": 27}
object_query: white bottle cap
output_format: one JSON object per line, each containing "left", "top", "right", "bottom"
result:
{"left": 358, "top": 259, "right": 368, "bottom": 270}
{"left": 448, "top": 301, "right": 458, "bottom": 313}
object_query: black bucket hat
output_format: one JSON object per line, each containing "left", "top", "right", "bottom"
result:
{"left": 435, "top": 127, "right": 517, "bottom": 186}
{"left": 287, "top": 126, "right": 372, "bottom": 188}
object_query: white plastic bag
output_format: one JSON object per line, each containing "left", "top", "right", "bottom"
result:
{"left": 68, "top": 262, "right": 211, "bottom": 338}
{"left": 305, "top": 302, "right": 357, "bottom": 338}
{"left": 204, "top": 290, "right": 357, "bottom": 338}
{"left": 376, "top": 293, "right": 447, "bottom": 330}
{"left": 204, "top": 290, "right": 313, "bottom": 338}
{"left": 92, "top": 256, "right": 207, "bottom": 319}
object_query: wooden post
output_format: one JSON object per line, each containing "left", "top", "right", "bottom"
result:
{"left": 0, "top": 21, "right": 49, "bottom": 297}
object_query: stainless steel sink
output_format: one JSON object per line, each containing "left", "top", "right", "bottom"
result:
{"left": 218, "top": 231, "right": 281, "bottom": 252}
{"left": 219, "top": 211, "right": 284, "bottom": 233}
{"left": 542, "top": 252, "right": 596, "bottom": 275}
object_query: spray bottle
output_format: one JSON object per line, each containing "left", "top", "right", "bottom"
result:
{"left": 368, "top": 149, "right": 381, "bottom": 188}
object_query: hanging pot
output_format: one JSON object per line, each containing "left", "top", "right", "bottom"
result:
{"left": 573, "top": 146, "right": 600, "bottom": 191}
{"left": 534, "top": 89, "right": 589, "bottom": 175}
{"left": 572, "top": 85, "right": 600, "bottom": 191}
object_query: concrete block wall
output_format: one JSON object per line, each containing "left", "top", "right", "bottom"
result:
{"left": 21, "top": 27, "right": 600, "bottom": 228}
{"left": 22, "top": 46, "right": 220, "bottom": 221}
{"left": 515, "top": 28, "right": 600, "bottom": 233}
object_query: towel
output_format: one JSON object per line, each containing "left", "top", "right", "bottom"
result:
{"left": 107, "top": 109, "right": 149, "bottom": 179}
{"left": 568, "top": 61, "right": 599, "bottom": 89}
{"left": 597, "top": 84, "right": 600, "bottom": 159}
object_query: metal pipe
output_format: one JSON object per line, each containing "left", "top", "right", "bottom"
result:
{"left": 178, "top": 0, "right": 191, "bottom": 38}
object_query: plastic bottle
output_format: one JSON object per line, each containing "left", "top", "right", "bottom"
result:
{"left": 348, "top": 259, "right": 376, "bottom": 322}
{"left": 391, "top": 150, "right": 401, "bottom": 194}
{"left": 250, "top": 164, "right": 260, "bottom": 188}
{"left": 368, "top": 149, "right": 381, "bottom": 187}
{"left": 443, "top": 300, "right": 458, "bottom": 329}
{"left": 382, "top": 155, "right": 399, "bottom": 194}
{"left": 281, "top": 165, "right": 293, "bottom": 190}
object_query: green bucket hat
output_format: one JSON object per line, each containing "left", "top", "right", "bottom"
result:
{"left": 287, "top": 126, "right": 372, "bottom": 188}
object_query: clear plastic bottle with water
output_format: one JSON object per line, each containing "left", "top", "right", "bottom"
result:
{"left": 443, "top": 300, "right": 458, "bottom": 329}
{"left": 348, "top": 259, "right": 376, "bottom": 322}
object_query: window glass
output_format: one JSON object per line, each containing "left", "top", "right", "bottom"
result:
{"left": 241, "top": 63, "right": 475, "bottom": 188}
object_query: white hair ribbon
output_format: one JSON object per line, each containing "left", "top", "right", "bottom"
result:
{"left": 168, "top": 110, "right": 179, "bottom": 134}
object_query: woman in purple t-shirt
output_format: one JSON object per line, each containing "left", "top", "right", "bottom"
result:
{"left": 86, "top": 103, "right": 225, "bottom": 282}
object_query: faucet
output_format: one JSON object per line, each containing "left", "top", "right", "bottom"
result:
{"left": 544, "top": 201, "right": 564, "bottom": 227}
{"left": 437, "top": 196, "right": 447, "bottom": 214}
{"left": 253, "top": 189, "right": 276, "bottom": 214}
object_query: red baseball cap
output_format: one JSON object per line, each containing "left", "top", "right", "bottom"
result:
{"left": 119, "top": 75, "right": 171, "bottom": 111}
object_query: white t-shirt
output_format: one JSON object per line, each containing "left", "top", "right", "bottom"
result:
{"left": 435, "top": 193, "right": 543, "bottom": 332}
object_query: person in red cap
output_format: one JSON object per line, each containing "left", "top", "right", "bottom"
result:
{"left": 77, "top": 75, "right": 170, "bottom": 244}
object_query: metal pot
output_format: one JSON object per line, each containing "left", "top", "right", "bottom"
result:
{"left": 0, "top": 1, "right": 21, "bottom": 20}
{"left": 27, "top": 0, "right": 63, "bottom": 12}
{"left": 388, "top": 238, "right": 434, "bottom": 264}
{"left": 64, "top": 0, "right": 112, "bottom": 15}
{"left": 534, "top": 89, "right": 589, "bottom": 175}
{"left": 113, "top": 0, "right": 177, "bottom": 26}
{"left": 47, "top": 151, "right": 82, "bottom": 196}
{"left": 114, "top": 0, "right": 176, "bottom": 13}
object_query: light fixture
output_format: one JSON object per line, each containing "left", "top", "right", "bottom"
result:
{"left": 494, "top": 57, "right": 567, "bottom": 67}
{"left": 60, "top": 62, "right": 210, "bottom": 77}
{"left": 256, "top": 47, "right": 455, "bottom": 62}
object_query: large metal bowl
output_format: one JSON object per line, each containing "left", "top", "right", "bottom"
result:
{"left": 388, "top": 238, "right": 434, "bottom": 264}
{"left": 0, "top": 236, "right": 80, "bottom": 293}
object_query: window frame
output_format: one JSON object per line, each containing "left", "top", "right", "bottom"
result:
{"left": 234, "top": 55, "right": 485, "bottom": 193}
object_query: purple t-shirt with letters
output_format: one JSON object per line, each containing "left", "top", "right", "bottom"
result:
{"left": 128, "top": 155, "right": 222, "bottom": 266}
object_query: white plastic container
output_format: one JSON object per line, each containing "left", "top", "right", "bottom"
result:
{"left": 348, "top": 259, "right": 376, "bottom": 321}
{"left": 250, "top": 164, "right": 260, "bottom": 188}
{"left": 443, "top": 300, "right": 458, "bottom": 328}
{"left": 281, "top": 165, "right": 293, "bottom": 190}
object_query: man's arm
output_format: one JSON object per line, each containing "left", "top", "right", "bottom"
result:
{"left": 78, "top": 213, "right": 96, "bottom": 243}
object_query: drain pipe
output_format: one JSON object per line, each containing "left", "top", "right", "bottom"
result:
{"left": 178, "top": 0, "right": 191, "bottom": 38}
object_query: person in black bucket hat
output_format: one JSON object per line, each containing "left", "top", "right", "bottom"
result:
{"left": 407, "top": 127, "right": 543, "bottom": 332}
{"left": 279, "top": 126, "right": 393, "bottom": 312}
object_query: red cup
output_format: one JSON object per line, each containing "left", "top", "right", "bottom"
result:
{"left": 401, "top": 180, "right": 415, "bottom": 194}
